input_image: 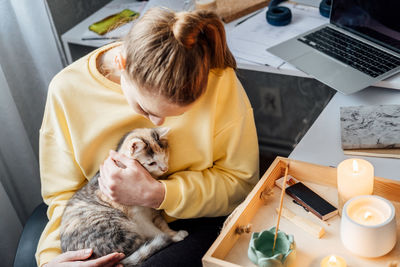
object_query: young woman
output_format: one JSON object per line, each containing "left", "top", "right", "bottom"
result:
{"left": 37, "top": 7, "right": 259, "bottom": 267}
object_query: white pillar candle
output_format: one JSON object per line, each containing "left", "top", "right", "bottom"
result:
{"left": 337, "top": 158, "right": 374, "bottom": 214}
{"left": 340, "top": 195, "right": 397, "bottom": 257}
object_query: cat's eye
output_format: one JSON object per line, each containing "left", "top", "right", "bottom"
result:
{"left": 149, "top": 162, "right": 156, "bottom": 166}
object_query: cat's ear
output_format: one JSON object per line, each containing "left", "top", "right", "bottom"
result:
{"left": 157, "top": 127, "right": 170, "bottom": 138}
{"left": 130, "top": 138, "right": 146, "bottom": 153}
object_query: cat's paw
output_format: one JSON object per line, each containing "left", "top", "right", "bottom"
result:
{"left": 172, "top": 230, "right": 189, "bottom": 242}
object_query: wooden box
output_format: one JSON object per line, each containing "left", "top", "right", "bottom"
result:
{"left": 203, "top": 157, "right": 400, "bottom": 267}
{"left": 216, "top": 0, "right": 269, "bottom": 23}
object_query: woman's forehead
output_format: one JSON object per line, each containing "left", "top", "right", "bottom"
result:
{"left": 123, "top": 73, "right": 193, "bottom": 117}
{"left": 140, "top": 92, "right": 192, "bottom": 117}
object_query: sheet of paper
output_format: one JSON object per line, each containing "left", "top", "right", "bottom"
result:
{"left": 81, "top": 0, "right": 147, "bottom": 40}
{"left": 142, "top": 0, "right": 194, "bottom": 14}
{"left": 227, "top": 34, "right": 285, "bottom": 66}
{"left": 226, "top": 3, "right": 328, "bottom": 67}
{"left": 291, "top": 0, "right": 320, "bottom": 8}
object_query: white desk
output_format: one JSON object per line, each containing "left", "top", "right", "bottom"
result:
{"left": 61, "top": 0, "right": 400, "bottom": 90}
{"left": 289, "top": 86, "right": 400, "bottom": 180}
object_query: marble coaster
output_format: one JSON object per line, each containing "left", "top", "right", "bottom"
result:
{"left": 340, "top": 105, "right": 400, "bottom": 149}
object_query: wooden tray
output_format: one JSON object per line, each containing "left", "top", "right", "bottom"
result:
{"left": 203, "top": 157, "right": 400, "bottom": 267}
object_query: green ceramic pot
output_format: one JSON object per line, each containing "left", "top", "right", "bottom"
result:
{"left": 248, "top": 227, "right": 296, "bottom": 267}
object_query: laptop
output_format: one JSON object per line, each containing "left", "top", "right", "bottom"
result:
{"left": 267, "top": 0, "right": 400, "bottom": 94}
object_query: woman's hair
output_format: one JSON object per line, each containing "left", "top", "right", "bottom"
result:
{"left": 123, "top": 7, "right": 236, "bottom": 105}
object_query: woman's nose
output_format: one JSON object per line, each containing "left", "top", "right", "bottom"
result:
{"left": 149, "top": 115, "right": 165, "bottom": 126}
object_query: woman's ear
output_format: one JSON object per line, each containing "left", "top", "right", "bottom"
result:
{"left": 114, "top": 53, "right": 126, "bottom": 71}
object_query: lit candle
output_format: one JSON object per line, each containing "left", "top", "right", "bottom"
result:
{"left": 341, "top": 195, "right": 397, "bottom": 257}
{"left": 320, "top": 255, "right": 347, "bottom": 267}
{"left": 337, "top": 158, "right": 374, "bottom": 214}
{"left": 350, "top": 206, "right": 386, "bottom": 226}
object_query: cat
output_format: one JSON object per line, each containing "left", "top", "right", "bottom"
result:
{"left": 60, "top": 127, "right": 188, "bottom": 266}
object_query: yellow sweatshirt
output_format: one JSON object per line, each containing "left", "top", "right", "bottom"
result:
{"left": 36, "top": 42, "right": 259, "bottom": 266}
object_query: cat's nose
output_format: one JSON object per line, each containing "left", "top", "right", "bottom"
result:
{"left": 160, "top": 166, "right": 168, "bottom": 172}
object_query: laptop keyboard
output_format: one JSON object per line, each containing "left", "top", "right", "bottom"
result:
{"left": 298, "top": 27, "right": 400, "bottom": 78}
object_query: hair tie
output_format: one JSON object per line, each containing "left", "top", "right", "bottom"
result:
{"left": 114, "top": 54, "right": 126, "bottom": 71}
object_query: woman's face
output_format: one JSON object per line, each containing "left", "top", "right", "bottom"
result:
{"left": 120, "top": 73, "right": 192, "bottom": 126}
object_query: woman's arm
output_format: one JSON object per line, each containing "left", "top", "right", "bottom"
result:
{"left": 36, "top": 81, "right": 120, "bottom": 266}
{"left": 36, "top": 130, "right": 86, "bottom": 266}
{"left": 37, "top": 110, "right": 127, "bottom": 267}
{"left": 36, "top": 80, "right": 87, "bottom": 265}
{"left": 159, "top": 107, "right": 259, "bottom": 218}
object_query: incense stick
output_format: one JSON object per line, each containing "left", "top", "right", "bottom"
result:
{"left": 273, "top": 162, "right": 290, "bottom": 252}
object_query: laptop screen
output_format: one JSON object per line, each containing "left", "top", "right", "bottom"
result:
{"left": 330, "top": 0, "right": 400, "bottom": 54}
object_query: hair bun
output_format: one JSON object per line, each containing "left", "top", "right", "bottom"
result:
{"left": 172, "top": 10, "right": 218, "bottom": 49}
{"left": 123, "top": 7, "right": 235, "bottom": 105}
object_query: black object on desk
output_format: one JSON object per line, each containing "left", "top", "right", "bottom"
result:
{"left": 285, "top": 182, "right": 338, "bottom": 220}
{"left": 266, "top": 0, "right": 292, "bottom": 26}
{"left": 266, "top": 0, "right": 331, "bottom": 26}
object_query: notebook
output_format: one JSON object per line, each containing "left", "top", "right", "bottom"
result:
{"left": 340, "top": 105, "right": 400, "bottom": 159}
{"left": 267, "top": 0, "right": 400, "bottom": 95}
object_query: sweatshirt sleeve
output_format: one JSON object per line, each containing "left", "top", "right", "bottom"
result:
{"left": 158, "top": 89, "right": 259, "bottom": 218}
{"left": 35, "top": 82, "right": 86, "bottom": 266}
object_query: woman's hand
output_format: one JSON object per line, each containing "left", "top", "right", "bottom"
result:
{"left": 43, "top": 249, "right": 124, "bottom": 267}
{"left": 98, "top": 150, "right": 165, "bottom": 208}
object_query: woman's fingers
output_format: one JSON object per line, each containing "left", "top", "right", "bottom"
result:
{"left": 99, "top": 165, "right": 113, "bottom": 198}
{"left": 54, "top": 249, "right": 93, "bottom": 262}
{"left": 102, "top": 156, "right": 119, "bottom": 175}
{"left": 83, "top": 252, "right": 125, "bottom": 267}
{"left": 102, "top": 155, "right": 125, "bottom": 181}
{"left": 98, "top": 169, "right": 106, "bottom": 193}
{"left": 44, "top": 250, "right": 124, "bottom": 266}
{"left": 99, "top": 161, "right": 117, "bottom": 185}
{"left": 109, "top": 150, "right": 136, "bottom": 169}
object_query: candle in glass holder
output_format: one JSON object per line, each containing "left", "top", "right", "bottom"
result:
{"left": 320, "top": 255, "right": 347, "bottom": 267}
{"left": 337, "top": 158, "right": 374, "bottom": 214}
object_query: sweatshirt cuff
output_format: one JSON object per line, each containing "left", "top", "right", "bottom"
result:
{"left": 157, "top": 179, "right": 181, "bottom": 215}
{"left": 36, "top": 248, "right": 61, "bottom": 267}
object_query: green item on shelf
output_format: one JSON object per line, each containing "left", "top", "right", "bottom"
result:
{"left": 89, "top": 9, "right": 139, "bottom": 35}
{"left": 248, "top": 227, "right": 296, "bottom": 267}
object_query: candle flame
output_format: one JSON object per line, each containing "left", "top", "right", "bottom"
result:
{"left": 328, "top": 255, "right": 337, "bottom": 263}
{"left": 364, "top": 211, "right": 372, "bottom": 220}
{"left": 352, "top": 160, "right": 359, "bottom": 173}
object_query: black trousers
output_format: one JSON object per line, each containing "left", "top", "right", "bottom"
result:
{"left": 139, "top": 216, "right": 226, "bottom": 267}
{"left": 13, "top": 203, "right": 226, "bottom": 267}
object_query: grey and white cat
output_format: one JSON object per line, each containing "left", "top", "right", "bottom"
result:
{"left": 60, "top": 127, "right": 188, "bottom": 266}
